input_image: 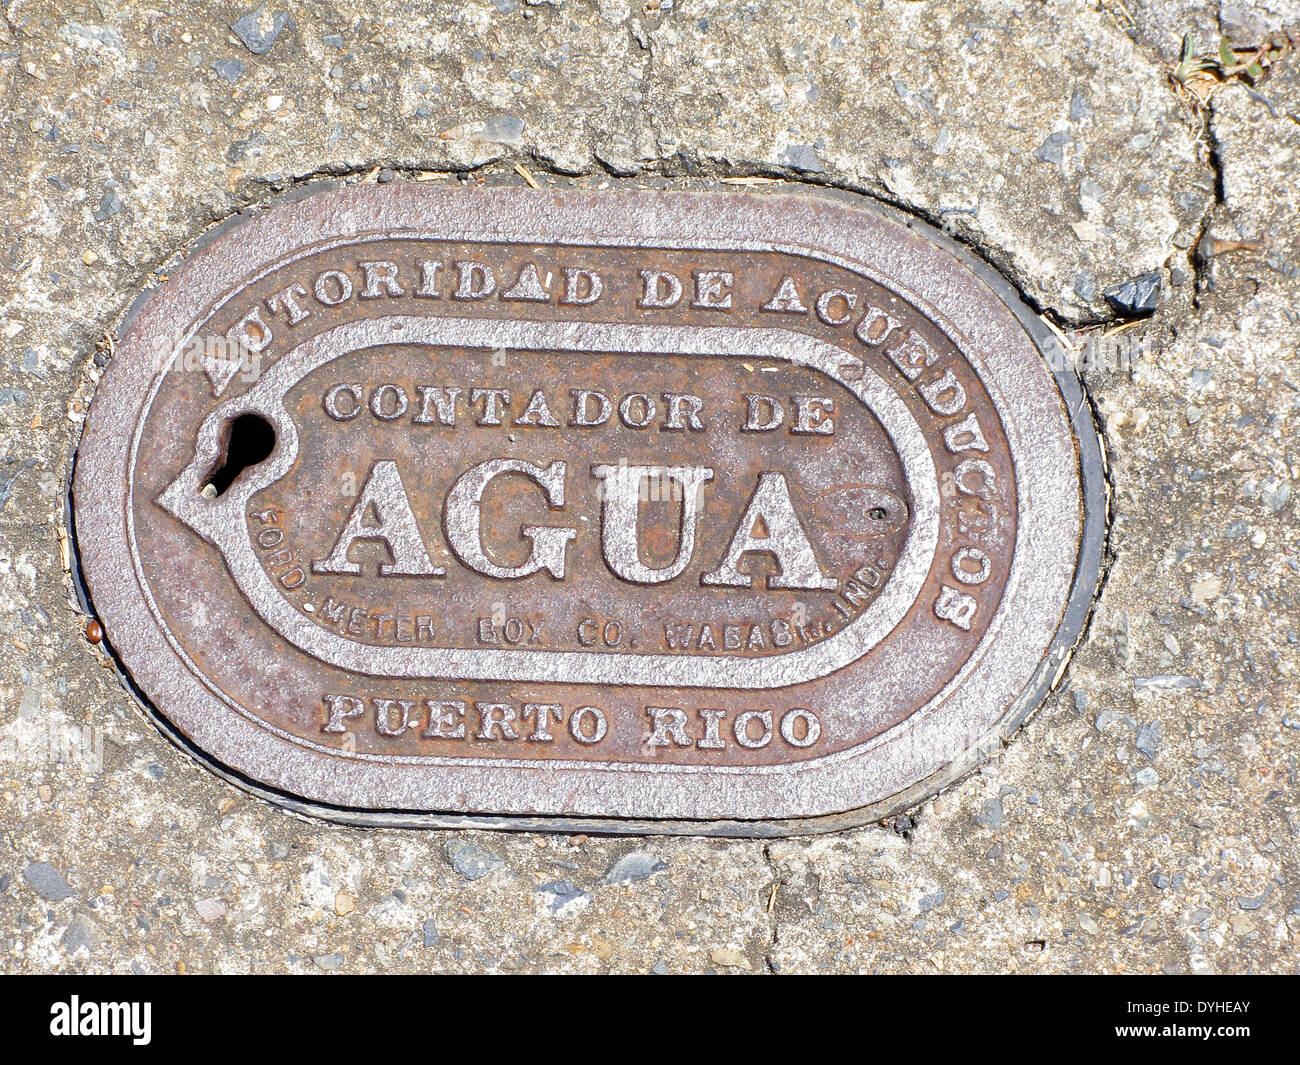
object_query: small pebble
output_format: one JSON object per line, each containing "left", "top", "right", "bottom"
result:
{"left": 1103, "top": 272, "right": 1161, "bottom": 316}
{"left": 194, "top": 897, "right": 227, "bottom": 922}
{"left": 22, "top": 861, "right": 75, "bottom": 901}
{"left": 604, "top": 851, "right": 666, "bottom": 884}
{"left": 976, "top": 797, "right": 1004, "bottom": 830}
{"left": 1135, "top": 721, "right": 1161, "bottom": 760}
{"left": 231, "top": 4, "right": 292, "bottom": 55}
{"left": 444, "top": 840, "right": 504, "bottom": 880}
{"left": 213, "top": 59, "right": 245, "bottom": 83}
{"left": 537, "top": 879, "right": 591, "bottom": 914}
{"left": 709, "top": 947, "right": 751, "bottom": 970}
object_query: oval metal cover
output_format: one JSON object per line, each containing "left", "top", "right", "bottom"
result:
{"left": 72, "top": 185, "right": 1104, "bottom": 835}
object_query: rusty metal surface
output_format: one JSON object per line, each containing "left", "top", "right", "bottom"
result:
{"left": 71, "top": 184, "right": 1104, "bottom": 833}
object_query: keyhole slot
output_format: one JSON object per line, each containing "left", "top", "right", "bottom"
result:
{"left": 203, "top": 413, "right": 277, "bottom": 497}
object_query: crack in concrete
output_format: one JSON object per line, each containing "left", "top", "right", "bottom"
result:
{"left": 279, "top": 153, "right": 1155, "bottom": 338}
{"left": 761, "top": 841, "right": 779, "bottom": 974}
{"left": 1190, "top": 108, "right": 1230, "bottom": 304}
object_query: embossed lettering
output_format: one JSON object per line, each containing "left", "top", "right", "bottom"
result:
{"left": 702, "top": 473, "right": 836, "bottom": 591}
{"left": 444, "top": 459, "right": 576, "bottom": 580}
{"left": 313, "top": 461, "right": 445, "bottom": 577}
{"left": 591, "top": 464, "right": 714, "bottom": 584}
